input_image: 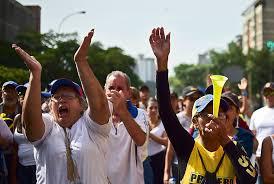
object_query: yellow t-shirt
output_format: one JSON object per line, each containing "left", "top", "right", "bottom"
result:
{"left": 181, "top": 140, "right": 236, "bottom": 184}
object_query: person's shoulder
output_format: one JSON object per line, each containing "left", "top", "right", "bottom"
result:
{"left": 235, "top": 128, "right": 254, "bottom": 143}
{"left": 137, "top": 108, "right": 147, "bottom": 114}
{"left": 136, "top": 108, "right": 148, "bottom": 119}
{"left": 262, "top": 135, "right": 274, "bottom": 144}
{"left": 176, "top": 111, "right": 187, "bottom": 120}
{"left": 176, "top": 111, "right": 184, "bottom": 117}
{"left": 237, "top": 127, "right": 253, "bottom": 137}
{"left": 254, "top": 106, "right": 268, "bottom": 113}
{"left": 262, "top": 135, "right": 274, "bottom": 150}
{"left": 42, "top": 113, "right": 55, "bottom": 124}
{"left": 250, "top": 107, "right": 266, "bottom": 119}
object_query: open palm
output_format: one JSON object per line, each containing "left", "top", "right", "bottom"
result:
{"left": 74, "top": 29, "right": 94, "bottom": 62}
{"left": 149, "top": 27, "right": 170, "bottom": 61}
{"left": 12, "top": 44, "right": 42, "bottom": 73}
{"left": 238, "top": 77, "right": 248, "bottom": 90}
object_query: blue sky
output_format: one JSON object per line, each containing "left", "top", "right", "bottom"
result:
{"left": 17, "top": 0, "right": 252, "bottom": 72}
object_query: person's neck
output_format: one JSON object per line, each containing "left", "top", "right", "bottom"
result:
{"left": 149, "top": 116, "right": 159, "bottom": 128}
{"left": 199, "top": 136, "right": 220, "bottom": 152}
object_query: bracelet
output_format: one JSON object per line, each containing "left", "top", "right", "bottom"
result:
{"left": 241, "top": 90, "right": 248, "bottom": 97}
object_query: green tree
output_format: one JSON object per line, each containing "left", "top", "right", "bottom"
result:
{"left": 0, "top": 31, "right": 142, "bottom": 88}
{"left": 246, "top": 48, "right": 274, "bottom": 101}
{"left": 170, "top": 64, "right": 210, "bottom": 94}
{"left": 0, "top": 65, "right": 29, "bottom": 84}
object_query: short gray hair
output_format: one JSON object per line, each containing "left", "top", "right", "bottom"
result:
{"left": 104, "top": 71, "right": 131, "bottom": 89}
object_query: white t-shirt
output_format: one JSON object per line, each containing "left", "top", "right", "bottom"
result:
{"left": 0, "top": 118, "right": 13, "bottom": 144}
{"left": 14, "top": 127, "right": 36, "bottom": 166}
{"left": 32, "top": 110, "right": 111, "bottom": 184}
{"left": 177, "top": 111, "right": 191, "bottom": 131}
{"left": 250, "top": 106, "right": 274, "bottom": 157}
{"left": 148, "top": 121, "right": 166, "bottom": 156}
{"left": 106, "top": 108, "right": 148, "bottom": 184}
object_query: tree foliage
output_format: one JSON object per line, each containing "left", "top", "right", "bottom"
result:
{"left": 0, "top": 31, "right": 142, "bottom": 88}
{"left": 0, "top": 65, "right": 29, "bottom": 85}
{"left": 171, "top": 41, "right": 274, "bottom": 106}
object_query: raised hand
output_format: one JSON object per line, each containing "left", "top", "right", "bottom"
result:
{"left": 149, "top": 27, "right": 170, "bottom": 71}
{"left": 238, "top": 77, "right": 248, "bottom": 91}
{"left": 206, "top": 114, "right": 230, "bottom": 146}
{"left": 12, "top": 44, "right": 42, "bottom": 74}
{"left": 74, "top": 29, "right": 94, "bottom": 63}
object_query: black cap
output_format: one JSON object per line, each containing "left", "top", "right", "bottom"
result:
{"left": 222, "top": 91, "right": 240, "bottom": 109}
{"left": 182, "top": 86, "right": 203, "bottom": 98}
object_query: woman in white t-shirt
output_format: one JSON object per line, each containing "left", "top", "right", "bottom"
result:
{"left": 261, "top": 134, "right": 274, "bottom": 183}
{"left": 13, "top": 84, "right": 36, "bottom": 184}
{"left": 147, "top": 98, "right": 168, "bottom": 184}
{"left": 12, "top": 29, "right": 111, "bottom": 184}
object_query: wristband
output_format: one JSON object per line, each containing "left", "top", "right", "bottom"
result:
{"left": 241, "top": 90, "right": 248, "bottom": 97}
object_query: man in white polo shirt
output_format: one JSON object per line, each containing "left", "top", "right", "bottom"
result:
{"left": 105, "top": 71, "right": 148, "bottom": 184}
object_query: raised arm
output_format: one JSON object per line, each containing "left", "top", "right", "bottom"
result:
{"left": 74, "top": 30, "right": 110, "bottom": 125}
{"left": 149, "top": 27, "right": 194, "bottom": 160}
{"left": 107, "top": 90, "right": 146, "bottom": 146}
{"left": 238, "top": 77, "right": 252, "bottom": 117}
{"left": 12, "top": 44, "right": 44, "bottom": 142}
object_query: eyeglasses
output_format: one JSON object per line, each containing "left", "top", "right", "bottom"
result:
{"left": 264, "top": 90, "right": 274, "bottom": 97}
{"left": 51, "top": 93, "right": 77, "bottom": 102}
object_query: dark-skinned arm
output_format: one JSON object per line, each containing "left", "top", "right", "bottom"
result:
{"left": 150, "top": 27, "right": 195, "bottom": 161}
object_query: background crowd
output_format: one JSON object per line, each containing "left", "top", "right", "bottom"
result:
{"left": 0, "top": 28, "right": 273, "bottom": 184}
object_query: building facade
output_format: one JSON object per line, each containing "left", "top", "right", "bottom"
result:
{"left": 0, "top": 0, "right": 41, "bottom": 42}
{"left": 242, "top": 0, "right": 274, "bottom": 54}
{"left": 134, "top": 54, "right": 156, "bottom": 96}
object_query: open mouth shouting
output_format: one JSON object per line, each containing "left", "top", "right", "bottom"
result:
{"left": 58, "top": 105, "right": 69, "bottom": 118}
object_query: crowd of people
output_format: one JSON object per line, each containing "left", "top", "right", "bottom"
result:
{"left": 0, "top": 27, "right": 272, "bottom": 184}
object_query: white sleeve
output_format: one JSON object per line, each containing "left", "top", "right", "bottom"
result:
{"left": 135, "top": 109, "right": 149, "bottom": 133}
{"left": 84, "top": 101, "right": 112, "bottom": 137}
{"left": 31, "top": 113, "right": 54, "bottom": 146}
{"left": 249, "top": 111, "right": 256, "bottom": 131}
{"left": 0, "top": 118, "right": 13, "bottom": 144}
{"left": 135, "top": 109, "right": 149, "bottom": 161}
